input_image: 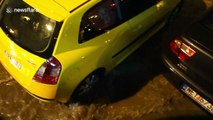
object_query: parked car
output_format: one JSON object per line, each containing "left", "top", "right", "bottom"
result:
{"left": 162, "top": 9, "right": 213, "bottom": 115}
{"left": 0, "top": 0, "right": 181, "bottom": 103}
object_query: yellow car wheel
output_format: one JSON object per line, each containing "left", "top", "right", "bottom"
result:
{"left": 71, "top": 71, "right": 103, "bottom": 103}
{"left": 166, "top": 2, "right": 183, "bottom": 30}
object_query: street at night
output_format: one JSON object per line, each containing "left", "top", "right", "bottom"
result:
{"left": 0, "top": 0, "right": 213, "bottom": 119}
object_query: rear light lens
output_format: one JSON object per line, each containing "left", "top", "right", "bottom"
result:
{"left": 33, "top": 57, "right": 61, "bottom": 85}
{"left": 170, "top": 38, "right": 196, "bottom": 61}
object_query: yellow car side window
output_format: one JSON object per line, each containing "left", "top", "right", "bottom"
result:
{"left": 79, "top": 0, "right": 122, "bottom": 43}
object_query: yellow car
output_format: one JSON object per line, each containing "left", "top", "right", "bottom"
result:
{"left": 0, "top": 0, "right": 182, "bottom": 103}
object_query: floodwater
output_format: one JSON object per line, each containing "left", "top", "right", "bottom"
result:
{"left": 0, "top": 0, "right": 213, "bottom": 120}
{"left": 0, "top": 64, "right": 210, "bottom": 120}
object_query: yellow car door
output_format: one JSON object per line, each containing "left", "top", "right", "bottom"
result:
{"left": 121, "top": 0, "right": 181, "bottom": 55}
{"left": 127, "top": 1, "right": 158, "bottom": 40}
{"left": 108, "top": 0, "right": 160, "bottom": 66}
{"left": 128, "top": 0, "right": 181, "bottom": 38}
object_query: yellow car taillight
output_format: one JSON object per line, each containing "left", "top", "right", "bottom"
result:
{"left": 33, "top": 57, "right": 61, "bottom": 85}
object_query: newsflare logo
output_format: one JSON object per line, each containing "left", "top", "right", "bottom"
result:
{"left": 6, "top": 7, "right": 13, "bottom": 13}
{"left": 6, "top": 7, "right": 38, "bottom": 13}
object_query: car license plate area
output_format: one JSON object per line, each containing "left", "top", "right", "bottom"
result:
{"left": 181, "top": 84, "right": 213, "bottom": 114}
{"left": 4, "top": 50, "right": 22, "bottom": 70}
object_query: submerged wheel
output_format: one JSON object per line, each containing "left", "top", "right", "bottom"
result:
{"left": 166, "top": 1, "right": 183, "bottom": 30}
{"left": 71, "top": 72, "right": 103, "bottom": 103}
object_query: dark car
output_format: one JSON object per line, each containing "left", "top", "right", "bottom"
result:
{"left": 162, "top": 9, "right": 213, "bottom": 115}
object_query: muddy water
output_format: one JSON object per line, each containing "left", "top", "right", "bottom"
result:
{"left": 0, "top": 0, "right": 212, "bottom": 120}
{"left": 0, "top": 64, "right": 209, "bottom": 120}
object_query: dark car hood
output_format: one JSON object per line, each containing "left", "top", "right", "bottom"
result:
{"left": 183, "top": 23, "right": 213, "bottom": 53}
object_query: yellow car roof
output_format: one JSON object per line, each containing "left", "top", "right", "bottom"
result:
{"left": 53, "top": 0, "right": 88, "bottom": 11}
{"left": 24, "top": 0, "right": 88, "bottom": 21}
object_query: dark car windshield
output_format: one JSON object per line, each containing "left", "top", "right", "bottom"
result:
{"left": 0, "top": 0, "right": 60, "bottom": 58}
{"left": 201, "top": 10, "right": 213, "bottom": 30}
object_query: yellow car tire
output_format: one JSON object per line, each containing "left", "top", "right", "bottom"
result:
{"left": 166, "top": 1, "right": 183, "bottom": 30}
{"left": 71, "top": 71, "right": 104, "bottom": 103}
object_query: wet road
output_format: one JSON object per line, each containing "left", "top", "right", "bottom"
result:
{"left": 0, "top": 0, "right": 213, "bottom": 120}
